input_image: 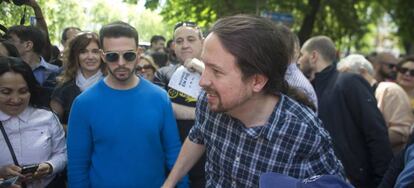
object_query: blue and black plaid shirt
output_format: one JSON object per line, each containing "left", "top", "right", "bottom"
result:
{"left": 188, "top": 92, "right": 345, "bottom": 187}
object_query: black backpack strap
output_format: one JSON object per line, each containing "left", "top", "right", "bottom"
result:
{"left": 0, "top": 121, "right": 19, "bottom": 166}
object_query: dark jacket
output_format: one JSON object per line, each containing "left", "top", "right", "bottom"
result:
{"left": 313, "top": 65, "right": 393, "bottom": 187}
{"left": 51, "top": 80, "right": 81, "bottom": 124}
{"left": 378, "top": 134, "right": 414, "bottom": 188}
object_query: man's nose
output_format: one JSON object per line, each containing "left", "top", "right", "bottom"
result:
{"left": 182, "top": 40, "right": 190, "bottom": 48}
{"left": 199, "top": 71, "right": 210, "bottom": 88}
{"left": 116, "top": 56, "right": 127, "bottom": 66}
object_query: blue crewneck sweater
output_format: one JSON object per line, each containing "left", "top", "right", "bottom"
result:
{"left": 67, "top": 78, "right": 187, "bottom": 187}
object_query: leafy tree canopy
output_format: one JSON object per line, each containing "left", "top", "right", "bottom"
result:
{"left": 1, "top": 0, "right": 172, "bottom": 46}
{"left": 129, "top": 0, "right": 413, "bottom": 54}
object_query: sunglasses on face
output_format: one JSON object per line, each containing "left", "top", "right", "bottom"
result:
{"left": 398, "top": 67, "right": 414, "bottom": 76}
{"left": 136, "top": 64, "right": 153, "bottom": 71}
{"left": 102, "top": 51, "right": 137, "bottom": 63}
{"left": 381, "top": 62, "right": 397, "bottom": 69}
{"left": 174, "top": 21, "right": 198, "bottom": 31}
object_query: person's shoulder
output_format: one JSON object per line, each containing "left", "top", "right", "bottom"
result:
{"left": 28, "top": 107, "right": 62, "bottom": 130}
{"left": 377, "top": 81, "right": 409, "bottom": 100}
{"left": 275, "top": 95, "right": 328, "bottom": 141}
{"left": 29, "top": 106, "right": 57, "bottom": 121}
{"left": 337, "top": 72, "right": 370, "bottom": 91}
{"left": 282, "top": 95, "right": 315, "bottom": 115}
{"left": 279, "top": 95, "right": 318, "bottom": 125}
{"left": 377, "top": 81, "right": 404, "bottom": 91}
{"left": 154, "top": 65, "right": 179, "bottom": 86}
{"left": 142, "top": 78, "right": 165, "bottom": 91}
{"left": 43, "top": 60, "right": 60, "bottom": 72}
{"left": 157, "top": 64, "right": 180, "bottom": 75}
{"left": 338, "top": 72, "right": 365, "bottom": 83}
{"left": 74, "top": 80, "right": 103, "bottom": 102}
{"left": 157, "top": 64, "right": 171, "bottom": 73}
{"left": 55, "top": 80, "right": 77, "bottom": 91}
{"left": 140, "top": 78, "right": 169, "bottom": 98}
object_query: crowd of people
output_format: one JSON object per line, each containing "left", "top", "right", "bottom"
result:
{"left": 1, "top": 1, "right": 414, "bottom": 188}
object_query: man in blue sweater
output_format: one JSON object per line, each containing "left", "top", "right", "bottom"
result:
{"left": 67, "top": 21, "right": 187, "bottom": 187}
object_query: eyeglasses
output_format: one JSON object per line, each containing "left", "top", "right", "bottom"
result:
{"left": 102, "top": 51, "right": 137, "bottom": 63}
{"left": 398, "top": 67, "right": 414, "bottom": 76}
{"left": 136, "top": 64, "right": 154, "bottom": 71}
{"left": 174, "top": 21, "right": 198, "bottom": 31}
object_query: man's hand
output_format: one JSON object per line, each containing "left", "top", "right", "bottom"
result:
{"left": 184, "top": 58, "right": 204, "bottom": 74}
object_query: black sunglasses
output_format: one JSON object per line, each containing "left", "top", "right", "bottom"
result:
{"left": 398, "top": 67, "right": 414, "bottom": 76}
{"left": 136, "top": 64, "right": 154, "bottom": 71}
{"left": 102, "top": 51, "right": 137, "bottom": 63}
{"left": 386, "top": 64, "right": 397, "bottom": 69}
{"left": 380, "top": 61, "right": 397, "bottom": 69}
{"left": 174, "top": 21, "right": 198, "bottom": 31}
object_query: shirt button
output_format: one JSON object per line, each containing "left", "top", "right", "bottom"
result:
{"left": 232, "top": 181, "right": 236, "bottom": 186}
{"left": 235, "top": 157, "right": 240, "bottom": 162}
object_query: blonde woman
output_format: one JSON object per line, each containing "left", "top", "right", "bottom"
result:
{"left": 50, "top": 32, "right": 105, "bottom": 128}
{"left": 136, "top": 55, "right": 159, "bottom": 82}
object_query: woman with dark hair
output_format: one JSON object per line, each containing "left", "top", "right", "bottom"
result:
{"left": 50, "top": 32, "right": 105, "bottom": 128}
{"left": 0, "top": 56, "right": 66, "bottom": 187}
{"left": 396, "top": 56, "right": 414, "bottom": 111}
{"left": 0, "top": 39, "right": 20, "bottom": 57}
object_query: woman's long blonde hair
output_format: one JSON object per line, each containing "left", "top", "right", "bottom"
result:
{"left": 57, "top": 32, "right": 106, "bottom": 86}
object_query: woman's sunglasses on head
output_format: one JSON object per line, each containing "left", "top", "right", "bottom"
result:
{"left": 136, "top": 64, "right": 154, "bottom": 71}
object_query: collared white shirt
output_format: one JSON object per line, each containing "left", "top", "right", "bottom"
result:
{"left": 0, "top": 106, "right": 66, "bottom": 188}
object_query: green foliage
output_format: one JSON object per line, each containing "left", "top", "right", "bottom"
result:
{"left": 382, "top": 0, "right": 414, "bottom": 53}
{"left": 138, "top": 0, "right": 411, "bottom": 54}
{"left": 0, "top": 2, "right": 27, "bottom": 29}
{"left": 123, "top": 0, "right": 137, "bottom": 4}
{"left": 89, "top": 1, "right": 172, "bottom": 42}
{"left": 2, "top": 0, "right": 411, "bottom": 54}
{"left": 41, "top": 0, "right": 87, "bottom": 44}
{"left": 160, "top": 0, "right": 217, "bottom": 28}
{"left": 1, "top": 0, "right": 172, "bottom": 45}
{"left": 144, "top": 0, "right": 159, "bottom": 10}
{"left": 0, "top": 0, "right": 86, "bottom": 44}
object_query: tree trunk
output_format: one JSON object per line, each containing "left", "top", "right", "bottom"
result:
{"left": 404, "top": 40, "right": 414, "bottom": 55}
{"left": 298, "top": 0, "right": 321, "bottom": 45}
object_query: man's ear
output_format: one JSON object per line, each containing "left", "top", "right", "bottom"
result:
{"left": 25, "top": 40, "right": 34, "bottom": 52}
{"left": 359, "top": 68, "right": 367, "bottom": 74}
{"left": 251, "top": 74, "right": 268, "bottom": 93}
{"left": 100, "top": 50, "right": 107, "bottom": 63}
{"left": 359, "top": 68, "right": 370, "bottom": 78}
{"left": 310, "top": 50, "right": 318, "bottom": 65}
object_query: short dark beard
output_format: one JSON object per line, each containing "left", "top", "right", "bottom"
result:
{"left": 108, "top": 67, "right": 135, "bottom": 82}
{"left": 379, "top": 68, "right": 396, "bottom": 80}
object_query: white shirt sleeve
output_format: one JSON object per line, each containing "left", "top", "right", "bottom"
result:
{"left": 45, "top": 113, "right": 67, "bottom": 174}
